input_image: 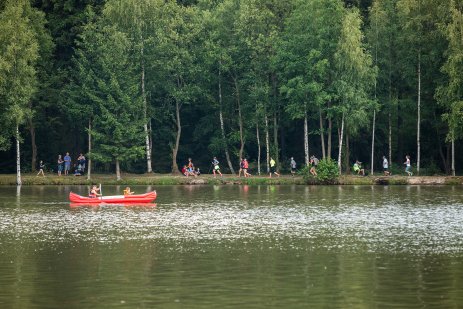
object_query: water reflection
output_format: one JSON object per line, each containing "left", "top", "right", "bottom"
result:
{"left": 1, "top": 185, "right": 463, "bottom": 307}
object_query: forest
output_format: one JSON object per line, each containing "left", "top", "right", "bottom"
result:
{"left": 0, "top": 0, "right": 462, "bottom": 183}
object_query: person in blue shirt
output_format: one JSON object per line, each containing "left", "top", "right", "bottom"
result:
{"left": 64, "top": 152, "right": 71, "bottom": 176}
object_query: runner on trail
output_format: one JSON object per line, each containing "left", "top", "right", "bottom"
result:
{"left": 404, "top": 155, "right": 413, "bottom": 176}
{"left": 269, "top": 157, "right": 280, "bottom": 178}
{"left": 37, "top": 160, "right": 45, "bottom": 177}
{"left": 243, "top": 158, "right": 251, "bottom": 177}
{"left": 290, "top": 157, "right": 296, "bottom": 176}
{"left": 212, "top": 157, "right": 223, "bottom": 177}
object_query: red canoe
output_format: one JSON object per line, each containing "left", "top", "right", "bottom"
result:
{"left": 69, "top": 191, "right": 157, "bottom": 204}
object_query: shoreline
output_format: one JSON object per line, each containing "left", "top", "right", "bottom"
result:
{"left": 0, "top": 174, "right": 462, "bottom": 186}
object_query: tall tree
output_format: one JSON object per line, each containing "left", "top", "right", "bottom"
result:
{"left": 334, "top": 8, "right": 376, "bottom": 173}
{"left": 436, "top": 0, "right": 463, "bottom": 176}
{"left": 0, "top": 0, "right": 40, "bottom": 185}
{"left": 71, "top": 15, "right": 145, "bottom": 180}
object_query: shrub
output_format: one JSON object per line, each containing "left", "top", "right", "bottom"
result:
{"left": 314, "top": 158, "right": 339, "bottom": 184}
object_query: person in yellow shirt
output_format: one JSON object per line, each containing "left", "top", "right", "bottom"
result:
{"left": 269, "top": 157, "right": 280, "bottom": 178}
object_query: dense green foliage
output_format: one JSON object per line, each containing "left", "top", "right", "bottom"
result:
{"left": 0, "top": 0, "right": 462, "bottom": 180}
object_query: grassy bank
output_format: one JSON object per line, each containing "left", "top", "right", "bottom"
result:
{"left": 0, "top": 174, "right": 462, "bottom": 186}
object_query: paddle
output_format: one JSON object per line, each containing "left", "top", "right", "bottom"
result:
{"left": 99, "top": 183, "right": 103, "bottom": 200}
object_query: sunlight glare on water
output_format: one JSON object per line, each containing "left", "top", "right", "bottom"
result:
{"left": 1, "top": 185, "right": 463, "bottom": 308}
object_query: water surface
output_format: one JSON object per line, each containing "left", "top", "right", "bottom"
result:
{"left": 1, "top": 185, "right": 463, "bottom": 308}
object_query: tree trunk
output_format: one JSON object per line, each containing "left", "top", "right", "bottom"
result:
{"left": 371, "top": 109, "right": 376, "bottom": 175}
{"left": 115, "top": 159, "right": 121, "bottom": 181}
{"left": 172, "top": 99, "right": 181, "bottom": 174}
{"left": 451, "top": 138, "right": 455, "bottom": 176}
{"left": 345, "top": 130, "right": 350, "bottom": 174}
{"left": 219, "top": 69, "right": 235, "bottom": 174}
{"left": 256, "top": 122, "right": 261, "bottom": 175}
{"left": 142, "top": 62, "right": 152, "bottom": 173}
{"left": 273, "top": 113, "right": 279, "bottom": 166}
{"left": 233, "top": 76, "right": 244, "bottom": 160}
{"left": 16, "top": 125, "right": 22, "bottom": 186}
{"left": 337, "top": 113, "right": 345, "bottom": 174}
{"left": 149, "top": 119, "right": 153, "bottom": 169}
{"left": 319, "top": 108, "right": 326, "bottom": 159}
{"left": 417, "top": 51, "right": 421, "bottom": 175}
{"left": 87, "top": 119, "right": 92, "bottom": 180}
{"left": 327, "top": 105, "right": 332, "bottom": 159}
{"left": 304, "top": 112, "right": 309, "bottom": 166}
{"left": 29, "top": 119, "right": 37, "bottom": 173}
{"left": 265, "top": 113, "right": 270, "bottom": 173}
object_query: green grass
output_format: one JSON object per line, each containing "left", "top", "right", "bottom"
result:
{"left": 0, "top": 173, "right": 461, "bottom": 186}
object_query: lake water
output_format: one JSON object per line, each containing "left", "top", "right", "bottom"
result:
{"left": 1, "top": 185, "right": 463, "bottom": 308}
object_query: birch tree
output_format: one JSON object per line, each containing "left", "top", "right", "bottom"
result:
{"left": 0, "top": 0, "right": 39, "bottom": 185}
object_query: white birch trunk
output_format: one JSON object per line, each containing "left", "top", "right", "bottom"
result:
{"left": 265, "top": 113, "right": 270, "bottom": 173}
{"left": 337, "top": 113, "right": 345, "bottom": 174}
{"left": 16, "top": 125, "right": 22, "bottom": 186}
{"left": 172, "top": 99, "right": 181, "bottom": 174}
{"left": 417, "top": 52, "right": 421, "bottom": 175}
{"left": 304, "top": 113, "right": 309, "bottom": 166}
{"left": 389, "top": 111, "right": 392, "bottom": 170}
{"left": 115, "top": 159, "right": 121, "bottom": 181}
{"left": 142, "top": 64, "right": 152, "bottom": 173}
{"left": 87, "top": 119, "right": 92, "bottom": 180}
{"left": 319, "top": 108, "right": 326, "bottom": 159}
{"left": 218, "top": 69, "right": 235, "bottom": 174}
{"left": 256, "top": 122, "right": 261, "bottom": 175}
{"left": 451, "top": 138, "right": 455, "bottom": 176}
{"left": 371, "top": 109, "right": 376, "bottom": 175}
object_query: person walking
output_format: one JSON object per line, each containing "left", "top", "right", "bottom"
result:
{"left": 57, "top": 155, "right": 64, "bottom": 176}
{"left": 290, "top": 157, "right": 297, "bottom": 176}
{"left": 382, "top": 156, "right": 390, "bottom": 176}
{"left": 36, "top": 160, "right": 45, "bottom": 177}
{"left": 64, "top": 152, "right": 71, "bottom": 176}
{"left": 310, "top": 155, "right": 318, "bottom": 176}
{"left": 269, "top": 157, "right": 280, "bottom": 178}
{"left": 243, "top": 158, "right": 251, "bottom": 177}
{"left": 212, "top": 157, "right": 223, "bottom": 178}
{"left": 404, "top": 155, "right": 413, "bottom": 176}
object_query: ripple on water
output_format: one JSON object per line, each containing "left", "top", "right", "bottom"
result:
{"left": 1, "top": 196, "right": 463, "bottom": 255}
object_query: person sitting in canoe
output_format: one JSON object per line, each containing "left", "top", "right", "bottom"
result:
{"left": 123, "top": 187, "right": 134, "bottom": 196}
{"left": 89, "top": 185, "right": 101, "bottom": 198}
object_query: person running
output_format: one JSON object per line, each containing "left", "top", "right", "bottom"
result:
{"left": 57, "top": 155, "right": 64, "bottom": 176}
{"left": 212, "top": 157, "right": 223, "bottom": 177}
{"left": 64, "top": 152, "right": 71, "bottom": 176}
{"left": 382, "top": 156, "right": 390, "bottom": 176}
{"left": 290, "top": 157, "right": 297, "bottom": 176}
{"left": 310, "top": 156, "right": 318, "bottom": 176}
{"left": 89, "top": 185, "right": 101, "bottom": 198}
{"left": 404, "top": 155, "right": 413, "bottom": 176}
{"left": 36, "top": 160, "right": 45, "bottom": 177}
{"left": 243, "top": 158, "right": 251, "bottom": 177}
{"left": 123, "top": 187, "right": 134, "bottom": 195}
{"left": 353, "top": 160, "right": 365, "bottom": 176}
{"left": 269, "top": 157, "right": 280, "bottom": 178}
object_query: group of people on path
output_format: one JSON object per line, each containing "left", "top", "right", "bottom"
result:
{"left": 353, "top": 155, "right": 414, "bottom": 176}
{"left": 57, "top": 153, "right": 86, "bottom": 176}
{"left": 36, "top": 152, "right": 86, "bottom": 177}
